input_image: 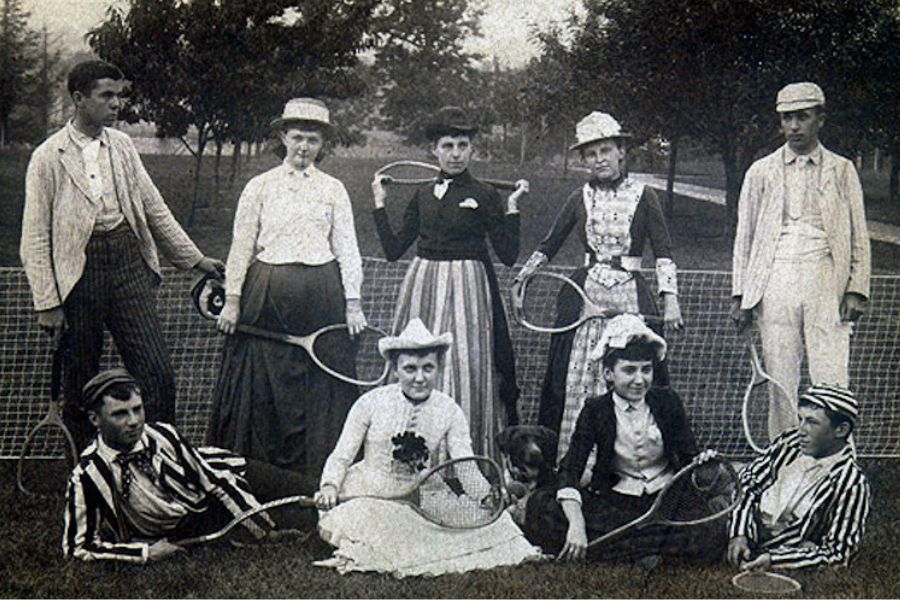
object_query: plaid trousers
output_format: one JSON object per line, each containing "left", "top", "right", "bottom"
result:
{"left": 61, "top": 224, "right": 176, "bottom": 449}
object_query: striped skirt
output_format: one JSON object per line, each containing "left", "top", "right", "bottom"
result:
{"left": 392, "top": 257, "right": 499, "bottom": 458}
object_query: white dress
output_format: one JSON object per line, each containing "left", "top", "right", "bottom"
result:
{"left": 316, "top": 384, "right": 543, "bottom": 577}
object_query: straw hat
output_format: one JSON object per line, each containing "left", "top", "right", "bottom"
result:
{"left": 569, "top": 111, "right": 632, "bottom": 152}
{"left": 590, "top": 314, "right": 667, "bottom": 362}
{"left": 270, "top": 98, "right": 332, "bottom": 130}
{"left": 378, "top": 318, "right": 453, "bottom": 359}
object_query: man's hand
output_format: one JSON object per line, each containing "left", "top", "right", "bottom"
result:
{"left": 741, "top": 552, "right": 772, "bottom": 571}
{"left": 662, "top": 293, "right": 684, "bottom": 333}
{"left": 371, "top": 175, "right": 389, "bottom": 209}
{"left": 727, "top": 536, "right": 752, "bottom": 567}
{"left": 195, "top": 256, "right": 225, "bottom": 277}
{"left": 840, "top": 292, "right": 866, "bottom": 322}
{"left": 345, "top": 299, "right": 367, "bottom": 336}
{"left": 36, "top": 307, "right": 66, "bottom": 342}
{"left": 729, "top": 298, "right": 753, "bottom": 333}
{"left": 217, "top": 295, "right": 240, "bottom": 335}
{"left": 314, "top": 486, "right": 339, "bottom": 510}
{"left": 147, "top": 539, "right": 184, "bottom": 561}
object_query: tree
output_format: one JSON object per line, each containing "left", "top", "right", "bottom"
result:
{"left": 0, "top": 0, "right": 38, "bottom": 147}
{"left": 89, "top": 0, "right": 380, "bottom": 223}
{"left": 541, "top": 0, "right": 900, "bottom": 233}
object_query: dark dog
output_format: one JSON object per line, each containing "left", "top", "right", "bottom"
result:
{"left": 496, "top": 426, "right": 559, "bottom": 524}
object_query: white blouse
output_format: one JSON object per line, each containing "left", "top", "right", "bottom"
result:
{"left": 319, "top": 384, "right": 475, "bottom": 497}
{"left": 224, "top": 162, "right": 363, "bottom": 299}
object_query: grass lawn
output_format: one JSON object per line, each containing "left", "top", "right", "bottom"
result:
{"left": 1, "top": 148, "right": 897, "bottom": 273}
{"left": 1, "top": 459, "right": 897, "bottom": 598}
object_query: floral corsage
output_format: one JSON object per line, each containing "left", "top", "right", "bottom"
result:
{"left": 391, "top": 431, "right": 430, "bottom": 475}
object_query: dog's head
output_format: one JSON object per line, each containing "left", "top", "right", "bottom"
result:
{"left": 496, "top": 425, "right": 558, "bottom": 489}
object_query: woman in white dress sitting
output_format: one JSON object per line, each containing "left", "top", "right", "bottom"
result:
{"left": 313, "top": 319, "right": 542, "bottom": 577}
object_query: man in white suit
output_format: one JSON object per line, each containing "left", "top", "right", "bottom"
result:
{"left": 730, "top": 82, "right": 870, "bottom": 439}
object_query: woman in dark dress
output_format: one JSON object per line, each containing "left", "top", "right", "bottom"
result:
{"left": 207, "top": 98, "right": 366, "bottom": 475}
{"left": 370, "top": 106, "right": 529, "bottom": 459}
{"left": 513, "top": 111, "right": 683, "bottom": 474}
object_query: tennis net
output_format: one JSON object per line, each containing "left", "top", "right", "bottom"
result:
{"left": 1, "top": 260, "right": 897, "bottom": 458}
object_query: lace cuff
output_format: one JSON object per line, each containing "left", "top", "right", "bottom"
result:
{"left": 656, "top": 258, "right": 678, "bottom": 296}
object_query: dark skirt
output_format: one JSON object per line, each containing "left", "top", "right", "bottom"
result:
{"left": 523, "top": 483, "right": 725, "bottom": 563}
{"left": 536, "top": 266, "right": 670, "bottom": 434}
{"left": 207, "top": 261, "right": 358, "bottom": 475}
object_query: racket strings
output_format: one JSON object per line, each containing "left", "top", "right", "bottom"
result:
{"left": 412, "top": 458, "right": 505, "bottom": 529}
{"left": 519, "top": 273, "right": 584, "bottom": 331}
{"left": 656, "top": 460, "right": 739, "bottom": 525}
{"left": 732, "top": 570, "right": 802, "bottom": 594}
{"left": 18, "top": 423, "right": 77, "bottom": 496}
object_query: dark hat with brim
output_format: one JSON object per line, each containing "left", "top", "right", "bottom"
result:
{"left": 82, "top": 368, "right": 138, "bottom": 412}
{"left": 423, "top": 106, "right": 478, "bottom": 141}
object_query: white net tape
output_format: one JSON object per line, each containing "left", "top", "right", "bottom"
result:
{"left": 1, "top": 261, "right": 897, "bottom": 458}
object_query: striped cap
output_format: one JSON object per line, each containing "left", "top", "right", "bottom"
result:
{"left": 800, "top": 384, "right": 859, "bottom": 424}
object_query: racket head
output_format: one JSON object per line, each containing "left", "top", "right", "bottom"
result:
{"left": 192, "top": 272, "right": 226, "bottom": 320}
{"left": 17, "top": 420, "right": 78, "bottom": 497}
{"left": 177, "top": 494, "right": 316, "bottom": 546}
{"left": 731, "top": 570, "right": 802, "bottom": 594}
{"left": 651, "top": 455, "right": 742, "bottom": 527}
{"left": 742, "top": 338, "right": 793, "bottom": 454}
{"left": 309, "top": 324, "right": 390, "bottom": 387}
{"left": 515, "top": 272, "right": 586, "bottom": 333}
{"left": 399, "top": 456, "right": 507, "bottom": 529}
{"left": 375, "top": 160, "right": 440, "bottom": 186}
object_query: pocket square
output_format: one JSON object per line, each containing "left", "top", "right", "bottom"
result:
{"left": 458, "top": 197, "right": 479, "bottom": 209}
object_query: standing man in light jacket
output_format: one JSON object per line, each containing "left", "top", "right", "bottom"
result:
{"left": 730, "top": 82, "right": 870, "bottom": 439}
{"left": 20, "top": 60, "right": 224, "bottom": 449}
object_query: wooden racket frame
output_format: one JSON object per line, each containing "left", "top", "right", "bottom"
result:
{"left": 374, "top": 160, "right": 519, "bottom": 191}
{"left": 741, "top": 330, "right": 794, "bottom": 454}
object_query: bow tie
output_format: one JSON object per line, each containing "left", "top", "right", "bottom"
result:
{"left": 434, "top": 176, "right": 453, "bottom": 199}
{"left": 115, "top": 448, "right": 157, "bottom": 499}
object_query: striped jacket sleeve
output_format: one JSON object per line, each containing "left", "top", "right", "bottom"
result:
{"left": 62, "top": 463, "right": 150, "bottom": 563}
{"left": 767, "top": 468, "right": 871, "bottom": 569}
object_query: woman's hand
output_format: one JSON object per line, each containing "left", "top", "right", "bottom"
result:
{"left": 663, "top": 292, "right": 684, "bottom": 333}
{"left": 345, "top": 299, "right": 367, "bottom": 336}
{"left": 217, "top": 295, "right": 240, "bottom": 335}
{"left": 371, "top": 174, "right": 389, "bottom": 209}
{"left": 314, "top": 486, "right": 339, "bottom": 510}
{"left": 557, "top": 499, "right": 588, "bottom": 561}
{"left": 507, "top": 179, "right": 530, "bottom": 213}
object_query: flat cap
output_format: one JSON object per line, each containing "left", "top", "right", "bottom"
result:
{"left": 82, "top": 368, "right": 138, "bottom": 411}
{"left": 776, "top": 82, "right": 825, "bottom": 113}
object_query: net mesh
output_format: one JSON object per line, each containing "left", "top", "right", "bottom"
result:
{"left": 2, "top": 261, "right": 898, "bottom": 458}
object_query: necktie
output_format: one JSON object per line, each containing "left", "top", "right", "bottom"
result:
{"left": 115, "top": 449, "right": 156, "bottom": 500}
{"left": 433, "top": 176, "right": 452, "bottom": 199}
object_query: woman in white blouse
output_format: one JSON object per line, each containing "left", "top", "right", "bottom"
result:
{"left": 312, "top": 319, "right": 541, "bottom": 577}
{"left": 207, "top": 98, "right": 367, "bottom": 475}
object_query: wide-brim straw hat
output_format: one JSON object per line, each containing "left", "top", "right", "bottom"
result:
{"left": 378, "top": 318, "right": 453, "bottom": 359}
{"left": 270, "top": 98, "right": 332, "bottom": 131}
{"left": 589, "top": 314, "right": 667, "bottom": 362}
{"left": 423, "top": 105, "right": 478, "bottom": 141}
{"left": 569, "top": 111, "right": 632, "bottom": 152}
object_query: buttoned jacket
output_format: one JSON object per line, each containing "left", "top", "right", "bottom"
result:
{"left": 732, "top": 144, "right": 870, "bottom": 310}
{"left": 20, "top": 126, "right": 203, "bottom": 311}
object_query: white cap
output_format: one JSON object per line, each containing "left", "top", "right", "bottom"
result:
{"left": 776, "top": 82, "right": 825, "bottom": 113}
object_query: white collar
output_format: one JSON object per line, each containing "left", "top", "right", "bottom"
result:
{"left": 612, "top": 391, "right": 647, "bottom": 413}
{"left": 282, "top": 160, "right": 318, "bottom": 179}
{"left": 96, "top": 430, "right": 148, "bottom": 464}
{"left": 67, "top": 120, "right": 109, "bottom": 149}
{"left": 784, "top": 142, "right": 822, "bottom": 165}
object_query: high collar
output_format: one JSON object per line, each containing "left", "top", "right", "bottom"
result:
{"left": 438, "top": 169, "right": 473, "bottom": 186}
{"left": 783, "top": 142, "right": 822, "bottom": 165}
{"left": 612, "top": 390, "right": 648, "bottom": 413}
{"left": 400, "top": 388, "right": 432, "bottom": 406}
{"left": 589, "top": 172, "right": 626, "bottom": 191}
{"left": 67, "top": 120, "right": 109, "bottom": 149}
{"left": 96, "top": 430, "right": 147, "bottom": 464}
{"left": 282, "top": 160, "right": 318, "bottom": 178}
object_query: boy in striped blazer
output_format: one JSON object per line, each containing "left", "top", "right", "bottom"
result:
{"left": 728, "top": 385, "right": 870, "bottom": 570}
{"left": 63, "top": 369, "right": 314, "bottom": 563}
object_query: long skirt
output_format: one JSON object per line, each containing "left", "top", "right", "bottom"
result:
{"left": 392, "top": 257, "right": 498, "bottom": 459}
{"left": 207, "top": 261, "right": 358, "bottom": 475}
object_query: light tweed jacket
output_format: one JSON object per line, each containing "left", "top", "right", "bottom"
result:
{"left": 20, "top": 126, "right": 203, "bottom": 311}
{"left": 732, "top": 144, "right": 870, "bottom": 310}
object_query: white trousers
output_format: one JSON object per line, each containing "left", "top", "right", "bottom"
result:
{"left": 756, "top": 254, "right": 850, "bottom": 439}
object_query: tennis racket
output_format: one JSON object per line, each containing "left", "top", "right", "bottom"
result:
{"left": 17, "top": 339, "right": 78, "bottom": 496}
{"left": 731, "top": 570, "right": 802, "bottom": 594}
{"left": 741, "top": 331, "right": 793, "bottom": 454}
{"left": 511, "top": 271, "right": 663, "bottom": 334}
{"left": 587, "top": 455, "right": 741, "bottom": 549}
{"left": 178, "top": 455, "right": 509, "bottom": 546}
{"left": 193, "top": 275, "right": 389, "bottom": 387}
{"left": 375, "top": 160, "right": 519, "bottom": 191}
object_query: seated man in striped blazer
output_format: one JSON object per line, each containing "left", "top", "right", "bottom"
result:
{"left": 728, "top": 385, "right": 870, "bottom": 570}
{"left": 63, "top": 368, "right": 315, "bottom": 563}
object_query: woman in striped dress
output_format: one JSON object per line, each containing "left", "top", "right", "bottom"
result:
{"left": 370, "top": 106, "right": 529, "bottom": 459}
{"left": 514, "top": 111, "right": 683, "bottom": 478}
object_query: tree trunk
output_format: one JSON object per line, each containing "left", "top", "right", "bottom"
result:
{"left": 519, "top": 122, "right": 527, "bottom": 167}
{"left": 665, "top": 138, "right": 679, "bottom": 221}
{"left": 873, "top": 147, "right": 880, "bottom": 172}
{"left": 188, "top": 125, "right": 208, "bottom": 227}
{"left": 562, "top": 130, "right": 569, "bottom": 177}
{"left": 213, "top": 138, "right": 223, "bottom": 199}
{"left": 721, "top": 142, "right": 746, "bottom": 241}
{"left": 0, "top": 119, "right": 5, "bottom": 149}
{"left": 890, "top": 146, "right": 899, "bottom": 203}
{"left": 229, "top": 140, "right": 241, "bottom": 187}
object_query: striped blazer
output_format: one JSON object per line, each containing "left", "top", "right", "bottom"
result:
{"left": 729, "top": 430, "right": 870, "bottom": 569}
{"left": 62, "top": 423, "right": 264, "bottom": 563}
{"left": 20, "top": 125, "right": 203, "bottom": 311}
{"left": 731, "top": 144, "right": 870, "bottom": 310}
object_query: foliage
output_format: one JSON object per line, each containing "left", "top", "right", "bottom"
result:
{"left": 0, "top": 0, "right": 39, "bottom": 147}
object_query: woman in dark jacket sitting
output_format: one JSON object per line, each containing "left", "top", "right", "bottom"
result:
{"left": 523, "top": 315, "right": 724, "bottom": 563}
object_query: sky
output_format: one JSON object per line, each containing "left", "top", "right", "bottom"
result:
{"left": 22, "top": 0, "right": 581, "bottom": 68}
